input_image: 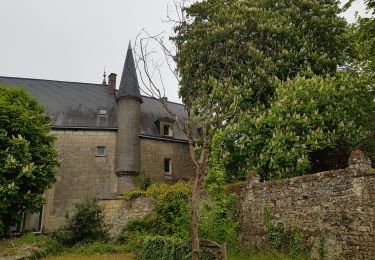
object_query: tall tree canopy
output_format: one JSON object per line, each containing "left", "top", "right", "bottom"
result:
{"left": 0, "top": 85, "right": 59, "bottom": 235}
{"left": 174, "top": 0, "right": 351, "bottom": 108}
{"left": 173, "top": 0, "right": 373, "bottom": 183}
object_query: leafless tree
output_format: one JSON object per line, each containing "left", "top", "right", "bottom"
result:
{"left": 133, "top": 1, "right": 237, "bottom": 259}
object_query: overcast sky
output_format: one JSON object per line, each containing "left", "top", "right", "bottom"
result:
{"left": 0, "top": 0, "right": 369, "bottom": 102}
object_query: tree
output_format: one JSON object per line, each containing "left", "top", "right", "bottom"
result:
{"left": 136, "top": 0, "right": 354, "bottom": 258}
{"left": 227, "top": 72, "right": 373, "bottom": 180}
{"left": 173, "top": 0, "right": 353, "bottom": 183}
{"left": 349, "top": 0, "right": 375, "bottom": 165}
{"left": 0, "top": 85, "right": 58, "bottom": 236}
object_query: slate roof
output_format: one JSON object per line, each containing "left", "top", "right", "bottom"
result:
{"left": 0, "top": 76, "right": 188, "bottom": 141}
{"left": 117, "top": 43, "right": 142, "bottom": 102}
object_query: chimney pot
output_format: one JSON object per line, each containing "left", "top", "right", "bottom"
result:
{"left": 108, "top": 73, "right": 117, "bottom": 95}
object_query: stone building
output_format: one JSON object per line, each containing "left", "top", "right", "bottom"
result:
{"left": 0, "top": 43, "right": 195, "bottom": 233}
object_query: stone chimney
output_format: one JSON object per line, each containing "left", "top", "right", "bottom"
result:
{"left": 108, "top": 73, "right": 117, "bottom": 95}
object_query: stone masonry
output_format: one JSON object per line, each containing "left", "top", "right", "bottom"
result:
{"left": 99, "top": 197, "right": 153, "bottom": 236}
{"left": 236, "top": 151, "right": 374, "bottom": 259}
{"left": 140, "top": 138, "right": 195, "bottom": 182}
{"left": 42, "top": 130, "right": 118, "bottom": 231}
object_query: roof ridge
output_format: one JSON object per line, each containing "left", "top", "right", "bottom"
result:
{"left": 140, "top": 95, "right": 184, "bottom": 106}
{"left": 0, "top": 76, "right": 104, "bottom": 87}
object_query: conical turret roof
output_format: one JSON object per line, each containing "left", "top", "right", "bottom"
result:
{"left": 117, "top": 42, "right": 142, "bottom": 102}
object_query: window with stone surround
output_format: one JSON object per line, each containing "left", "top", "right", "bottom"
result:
{"left": 155, "top": 117, "right": 174, "bottom": 138}
{"left": 96, "top": 146, "right": 106, "bottom": 157}
{"left": 164, "top": 158, "right": 172, "bottom": 174}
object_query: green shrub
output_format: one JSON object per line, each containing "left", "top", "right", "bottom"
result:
{"left": 138, "top": 235, "right": 190, "bottom": 260}
{"left": 134, "top": 172, "right": 151, "bottom": 191}
{"left": 200, "top": 193, "right": 239, "bottom": 248}
{"left": 116, "top": 231, "right": 147, "bottom": 252}
{"left": 51, "top": 199, "right": 109, "bottom": 247}
{"left": 122, "top": 182, "right": 192, "bottom": 241}
{"left": 264, "top": 205, "right": 307, "bottom": 257}
{"left": 154, "top": 191, "right": 191, "bottom": 240}
{"left": 126, "top": 217, "right": 155, "bottom": 233}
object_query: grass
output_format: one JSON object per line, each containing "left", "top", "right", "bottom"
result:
{"left": 65, "top": 242, "right": 131, "bottom": 255}
{"left": 0, "top": 234, "right": 133, "bottom": 258}
{"left": 44, "top": 252, "right": 135, "bottom": 260}
{"left": 0, "top": 233, "right": 48, "bottom": 257}
{"left": 1, "top": 233, "right": 308, "bottom": 260}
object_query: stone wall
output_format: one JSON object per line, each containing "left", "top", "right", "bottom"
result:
{"left": 237, "top": 165, "right": 375, "bottom": 259}
{"left": 42, "top": 129, "right": 118, "bottom": 231}
{"left": 99, "top": 198, "right": 153, "bottom": 236}
{"left": 140, "top": 138, "right": 195, "bottom": 182}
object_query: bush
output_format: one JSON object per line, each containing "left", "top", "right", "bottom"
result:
{"left": 200, "top": 193, "right": 239, "bottom": 248}
{"left": 122, "top": 182, "right": 192, "bottom": 241}
{"left": 138, "top": 235, "right": 190, "bottom": 260}
{"left": 154, "top": 191, "right": 191, "bottom": 240}
{"left": 123, "top": 181, "right": 192, "bottom": 202}
{"left": 51, "top": 199, "right": 109, "bottom": 247}
{"left": 264, "top": 205, "right": 307, "bottom": 257}
{"left": 134, "top": 172, "right": 151, "bottom": 191}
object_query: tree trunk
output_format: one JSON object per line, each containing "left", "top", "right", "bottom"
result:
{"left": 191, "top": 168, "right": 201, "bottom": 260}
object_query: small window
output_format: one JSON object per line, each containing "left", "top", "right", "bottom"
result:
{"left": 96, "top": 146, "right": 106, "bottom": 157}
{"left": 164, "top": 158, "right": 171, "bottom": 174}
{"left": 98, "top": 109, "right": 108, "bottom": 116}
{"left": 163, "top": 125, "right": 170, "bottom": 136}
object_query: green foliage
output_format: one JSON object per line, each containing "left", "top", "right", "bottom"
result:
{"left": 264, "top": 205, "right": 307, "bottom": 257}
{"left": 123, "top": 182, "right": 192, "bottom": 241}
{"left": 173, "top": 0, "right": 356, "bottom": 183}
{"left": 134, "top": 172, "right": 151, "bottom": 191}
{"left": 0, "top": 233, "right": 48, "bottom": 256}
{"left": 200, "top": 194, "right": 239, "bottom": 248}
{"left": 0, "top": 85, "right": 59, "bottom": 233}
{"left": 66, "top": 242, "right": 130, "bottom": 255}
{"left": 318, "top": 235, "right": 327, "bottom": 260}
{"left": 123, "top": 190, "right": 147, "bottom": 201}
{"left": 201, "top": 132, "right": 240, "bottom": 247}
{"left": 51, "top": 199, "right": 109, "bottom": 247}
{"left": 174, "top": 0, "right": 350, "bottom": 107}
{"left": 122, "top": 178, "right": 238, "bottom": 254}
{"left": 227, "top": 73, "right": 372, "bottom": 180}
{"left": 154, "top": 191, "right": 191, "bottom": 240}
{"left": 123, "top": 181, "right": 191, "bottom": 202}
{"left": 137, "top": 235, "right": 190, "bottom": 260}
{"left": 350, "top": 0, "right": 375, "bottom": 73}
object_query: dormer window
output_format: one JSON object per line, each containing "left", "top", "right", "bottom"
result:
{"left": 163, "top": 124, "right": 172, "bottom": 136}
{"left": 155, "top": 117, "right": 175, "bottom": 138}
{"left": 98, "top": 109, "right": 108, "bottom": 116}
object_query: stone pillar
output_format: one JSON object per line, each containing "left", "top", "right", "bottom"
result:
{"left": 348, "top": 150, "right": 371, "bottom": 170}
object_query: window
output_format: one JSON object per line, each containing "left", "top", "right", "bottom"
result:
{"left": 164, "top": 158, "right": 171, "bottom": 174}
{"left": 96, "top": 146, "right": 106, "bottom": 157}
{"left": 98, "top": 109, "right": 108, "bottom": 116}
{"left": 163, "top": 125, "right": 170, "bottom": 136}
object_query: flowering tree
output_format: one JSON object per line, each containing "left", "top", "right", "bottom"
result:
{"left": 0, "top": 86, "right": 58, "bottom": 236}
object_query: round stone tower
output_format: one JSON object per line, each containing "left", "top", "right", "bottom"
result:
{"left": 115, "top": 42, "right": 143, "bottom": 194}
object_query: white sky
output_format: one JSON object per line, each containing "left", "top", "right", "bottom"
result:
{"left": 0, "top": 0, "right": 369, "bottom": 102}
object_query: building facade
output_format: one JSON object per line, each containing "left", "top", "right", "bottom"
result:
{"left": 0, "top": 44, "right": 195, "bottom": 232}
